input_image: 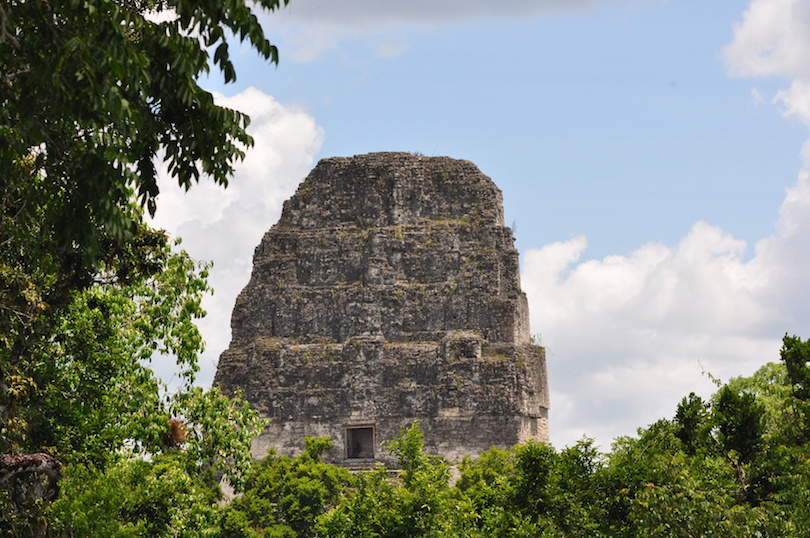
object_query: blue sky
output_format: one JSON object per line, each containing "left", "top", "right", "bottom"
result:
{"left": 151, "top": 0, "right": 810, "bottom": 449}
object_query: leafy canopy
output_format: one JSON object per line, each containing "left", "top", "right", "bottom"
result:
{"left": 1, "top": 0, "right": 286, "bottom": 532}
{"left": 1, "top": 0, "right": 288, "bottom": 257}
{"left": 1, "top": 0, "right": 287, "bottom": 451}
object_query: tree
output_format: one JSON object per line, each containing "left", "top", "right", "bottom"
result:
{"left": 674, "top": 392, "right": 709, "bottom": 455}
{"left": 0, "top": 0, "right": 289, "bottom": 410}
{"left": 603, "top": 416, "right": 781, "bottom": 536}
{"left": 1, "top": 0, "right": 288, "bottom": 254}
{"left": 19, "top": 234, "right": 208, "bottom": 465}
{"left": 456, "top": 447, "right": 520, "bottom": 536}
{"left": 0, "top": 229, "right": 266, "bottom": 533}
{"left": 712, "top": 385, "right": 764, "bottom": 466}
{"left": 48, "top": 457, "right": 223, "bottom": 537}
{"left": 456, "top": 438, "right": 608, "bottom": 537}
{"left": 221, "top": 437, "right": 352, "bottom": 537}
{"left": 1, "top": 0, "right": 289, "bottom": 531}
{"left": 780, "top": 334, "right": 810, "bottom": 437}
{"left": 781, "top": 334, "right": 810, "bottom": 401}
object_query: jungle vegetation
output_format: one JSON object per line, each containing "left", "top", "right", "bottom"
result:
{"left": 2, "top": 0, "right": 810, "bottom": 535}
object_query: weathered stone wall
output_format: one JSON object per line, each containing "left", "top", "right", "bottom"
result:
{"left": 215, "top": 152, "right": 549, "bottom": 466}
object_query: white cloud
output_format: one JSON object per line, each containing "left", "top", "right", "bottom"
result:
{"left": 148, "top": 87, "right": 324, "bottom": 385}
{"left": 774, "top": 80, "right": 810, "bottom": 125}
{"left": 522, "top": 195, "right": 810, "bottom": 448}
{"left": 723, "top": 0, "right": 810, "bottom": 78}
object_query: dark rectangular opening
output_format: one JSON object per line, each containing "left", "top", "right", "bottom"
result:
{"left": 346, "top": 426, "right": 375, "bottom": 459}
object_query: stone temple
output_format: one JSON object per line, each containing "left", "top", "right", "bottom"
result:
{"left": 214, "top": 152, "right": 549, "bottom": 466}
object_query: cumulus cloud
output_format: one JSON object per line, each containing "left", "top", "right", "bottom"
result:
{"left": 723, "top": 0, "right": 810, "bottom": 318}
{"left": 522, "top": 187, "right": 810, "bottom": 448}
{"left": 723, "top": 0, "right": 810, "bottom": 78}
{"left": 724, "top": 0, "right": 810, "bottom": 126}
{"left": 148, "top": 88, "right": 324, "bottom": 385}
{"left": 774, "top": 80, "right": 810, "bottom": 124}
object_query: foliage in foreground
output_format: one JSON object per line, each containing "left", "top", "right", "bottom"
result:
{"left": 220, "top": 437, "right": 352, "bottom": 538}
{"left": 220, "top": 334, "right": 810, "bottom": 537}
{"left": 1, "top": 0, "right": 283, "bottom": 533}
{"left": 49, "top": 457, "right": 222, "bottom": 537}
{"left": 0, "top": 231, "right": 265, "bottom": 535}
{"left": 2, "top": 334, "right": 808, "bottom": 535}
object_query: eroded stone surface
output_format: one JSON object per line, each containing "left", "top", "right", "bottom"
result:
{"left": 215, "top": 152, "right": 549, "bottom": 465}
